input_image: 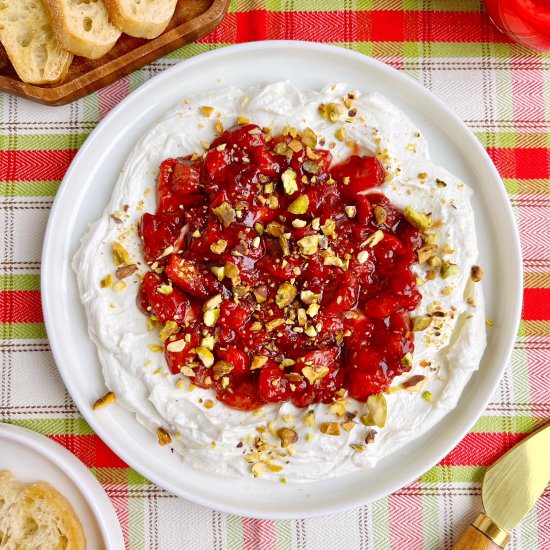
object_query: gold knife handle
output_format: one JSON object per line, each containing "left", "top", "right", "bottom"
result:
{"left": 452, "top": 513, "right": 510, "bottom": 550}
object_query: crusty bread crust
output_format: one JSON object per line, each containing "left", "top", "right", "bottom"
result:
{"left": 44, "top": 0, "right": 121, "bottom": 59}
{"left": 0, "top": 0, "right": 73, "bottom": 84}
{"left": 103, "top": 0, "right": 177, "bottom": 39}
{"left": 0, "top": 470, "right": 86, "bottom": 550}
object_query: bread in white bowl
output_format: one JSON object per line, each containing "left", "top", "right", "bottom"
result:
{"left": 0, "top": 470, "right": 86, "bottom": 550}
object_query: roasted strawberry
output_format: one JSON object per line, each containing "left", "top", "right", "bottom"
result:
{"left": 139, "top": 212, "right": 187, "bottom": 264}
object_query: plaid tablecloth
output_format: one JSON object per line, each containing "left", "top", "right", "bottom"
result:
{"left": 1, "top": 1, "right": 549, "bottom": 548}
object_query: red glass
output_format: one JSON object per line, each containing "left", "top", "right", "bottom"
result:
{"left": 484, "top": 0, "right": 550, "bottom": 51}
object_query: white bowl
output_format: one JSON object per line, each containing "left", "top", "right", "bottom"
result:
{"left": 41, "top": 41, "right": 522, "bottom": 519}
{"left": 0, "top": 423, "right": 124, "bottom": 548}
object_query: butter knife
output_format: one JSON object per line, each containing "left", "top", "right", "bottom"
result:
{"left": 453, "top": 422, "right": 550, "bottom": 549}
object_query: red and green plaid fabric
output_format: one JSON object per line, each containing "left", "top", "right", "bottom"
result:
{"left": 1, "top": 1, "right": 549, "bottom": 548}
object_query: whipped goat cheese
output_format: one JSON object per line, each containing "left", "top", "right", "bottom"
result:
{"left": 74, "top": 82, "right": 486, "bottom": 482}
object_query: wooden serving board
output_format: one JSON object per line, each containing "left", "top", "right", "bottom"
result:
{"left": 0, "top": 0, "right": 230, "bottom": 106}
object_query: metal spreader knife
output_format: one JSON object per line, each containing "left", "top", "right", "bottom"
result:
{"left": 453, "top": 423, "right": 550, "bottom": 549}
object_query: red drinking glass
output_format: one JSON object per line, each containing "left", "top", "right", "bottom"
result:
{"left": 483, "top": 0, "right": 550, "bottom": 51}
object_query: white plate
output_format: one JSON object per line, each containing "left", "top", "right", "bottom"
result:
{"left": 41, "top": 41, "right": 522, "bottom": 519}
{"left": 0, "top": 423, "right": 124, "bottom": 548}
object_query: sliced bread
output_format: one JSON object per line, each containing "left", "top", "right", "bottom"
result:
{"left": 0, "top": 0, "right": 73, "bottom": 84}
{"left": 44, "top": 0, "right": 121, "bottom": 59}
{"left": 0, "top": 470, "right": 86, "bottom": 550}
{"left": 104, "top": 0, "right": 178, "bottom": 39}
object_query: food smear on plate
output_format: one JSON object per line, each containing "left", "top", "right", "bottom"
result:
{"left": 74, "top": 82, "right": 486, "bottom": 481}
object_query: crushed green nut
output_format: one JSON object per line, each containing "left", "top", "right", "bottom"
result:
{"left": 288, "top": 194, "right": 309, "bottom": 215}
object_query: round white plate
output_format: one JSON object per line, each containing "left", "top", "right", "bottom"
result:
{"left": 42, "top": 41, "right": 522, "bottom": 519}
{"left": 0, "top": 423, "right": 124, "bottom": 548}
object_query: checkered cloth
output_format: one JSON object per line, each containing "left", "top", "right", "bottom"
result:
{"left": 1, "top": 1, "right": 549, "bottom": 548}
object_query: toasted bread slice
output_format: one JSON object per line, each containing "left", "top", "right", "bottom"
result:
{"left": 0, "top": 470, "right": 86, "bottom": 550}
{"left": 104, "top": 0, "right": 178, "bottom": 39}
{"left": 0, "top": 0, "right": 73, "bottom": 84}
{"left": 44, "top": 0, "right": 121, "bottom": 59}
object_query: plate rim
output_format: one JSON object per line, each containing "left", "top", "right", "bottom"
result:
{"left": 0, "top": 422, "right": 125, "bottom": 548}
{"left": 41, "top": 40, "right": 523, "bottom": 519}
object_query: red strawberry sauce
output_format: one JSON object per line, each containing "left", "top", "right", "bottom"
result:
{"left": 137, "top": 124, "right": 422, "bottom": 411}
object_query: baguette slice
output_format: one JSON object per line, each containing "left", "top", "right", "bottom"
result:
{"left": 44, "top": 0, "right": 121, "bottom": 59}
{"left": 104, "top": 0, "right": 178, "bottom": 39}
{"left": 0, "top": 0, "right": 73, "bottom": 84}
{"left": 0, "top": 470, "right": 86, "bottom": 550}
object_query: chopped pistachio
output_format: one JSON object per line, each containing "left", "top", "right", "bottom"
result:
{"left": 251, "top": 355, "right": 268, "bottom": 370}
{"left": 373, "top": 205, "right": 388, "bottom": 225}
{"left": 237, "top": 115, "right": 250, "bottom": 125}
{"left": 157, "top": 284, "right": 173, "bottom": 295}
{"left": 441, "top": 261, "right": 459, "bottom": 279}
{"left": 362, "top": 230, "right": 384, "bottom": 248}
{"left": 281, "top": 168, "right": 298, "bottom": 195}
{"left": 292, "top": 219, "right": 307, "bottom": 228}
{"left": 92, "top": 391, "right": 116, "bottom": 410}
{"left": 401, "top": 352, "right": 413, "bottom": 367}
{"left": 211, "top": 266, "right": 225, "bottom": 281}
{"left": 266, "top": 318, "right": 285, "bottom": 332}
{"left": 157, "top": 427, "right": 172, "bottom": 446}
{"left": 335, "top": 127, "right": 346, "bottom": 141}
{"left": 288, "top": 194, "right": 309, "bottom": 215}
{"left": 417, "top": 244, "right": 437, "bottom": 264}
{"left": 196, "top": 346, "right": 214, "bottom": 368}
{"left": 321, "top": 218, "right": 336, "bottom": 237}
{"left": 404, "top": 206, "right": 431, "bottom": 232}
{"left": 297, "top": 235, "right": 319, "bottom": 255}
{"left": 277, "top": 427, "right": 298, "bottom": 448}
{"left": 113, "top": 281, "right": 126, "bottom": 293}
{"left": 213, "top": 360, "right": 233, "bottom": 380}
{"left": 302, "top": 365, "right": 329, "bottom": 384}
{"left": 212, "top": 202, "right": 236, "bottom": 228}
{"left": 251, "top": 462, "right": 266, "bottom": 477}
{"left": 265, "top": 221, "right": 285, "bottom": 237}
{"left": 112, "top": 242, "right": 129, "bottom": 266}
{"left": 361, "top": 394, "right": 387, "bottom": 428}
{"left": 345, "top": 205, "right": 357, "bottom": 218}
{"left": 159, "top": 320, "right": 179, "bottom": 342}
{"left": 401, "top": 375, "right": 426, "bottom": 392}
{"left": 210, "top": 239, "right": 228, "bottom": 255}
{"left": 422, "top": 390, "right": 433, "bottom": 403}
{"left": 301, "top": 127, "right": 317, "bottom": 148}
{"left": 323, "top": 255, "right": 344, "bottom": 268}
{"left": 328, "top": 399, "right": 348, "bottom": 417}
{"left": 412, "top": 316, "right": 432, "bottom": 331}
{"left": 303, "top": 160, "right": 320, "bottom": 174}
{"left": 303, "top": 410, "right": 315, "bottom": 427}
{"left": 304, "top": 325, "right": 317, "bottom": 337}
{"left": 471, "top": 265, "right": 484, "bottom": 282}
{"left": 100, "top": 274, "right": 112, "bottom": 288}
{"left": 427, "top": 255, "right": 442, "bottom": 268}
{"left": 203, "top": 308, "right": 220, "bottom": 327}
{"left": 116, "top": 264, "right": 138, "bottom": 279}
{"left": 204, "top": 294, "right": 223, "bottom": 311}
{"left": 224, "top": 262, "right": 240, "bottom": 279}
{"left": 318, "top": 102, "right": 344, "bottom": 122}
{"left": 320, "top": 422, "right": 341, "bottom": 436}
{"left": 350, "top": 444, "right": 365, "bottom": 453}
{"left": 357, "top": 250, "right": 369, "bottom": 264}
{"left": 276, "top": 282, "right": 298, "bottom": 308}
{"left": 300, "top": 290, "right": 319, "bottom": 305}
{"left": 306, "top": 303, "right": 320, "bottom": 317}
{"left": 200, "top": 105, "right": 215, "bottom": 117}
{"left": 166, "top": 339, "right": 186, "bottom": 353}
